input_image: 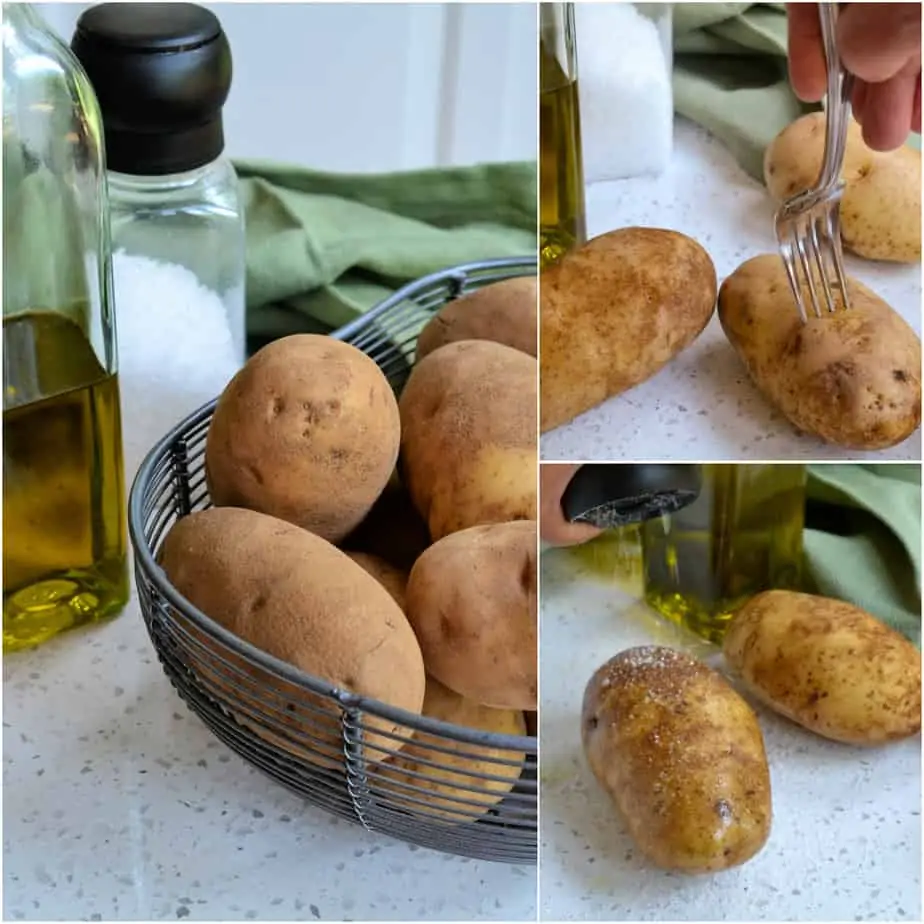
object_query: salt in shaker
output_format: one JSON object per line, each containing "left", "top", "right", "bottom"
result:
{"left": 71, "top": 3, "right": 247, "bottom": 363}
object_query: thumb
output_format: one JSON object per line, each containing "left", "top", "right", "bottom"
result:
{"left": 838, "top": 3, "right": 922, "bottom": 83}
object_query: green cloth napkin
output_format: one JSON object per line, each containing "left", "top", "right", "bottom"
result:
{"left": 672, "top": 3, "right": 922, "bottom": 182}
{"left": 673, "top": 2, "right": 813, "bottom": 181}
{"left": 233, "top": 160, "right": 537, "bottom": 354}
{"left": 803, "top": 464, "right": 921, "bottom": 646}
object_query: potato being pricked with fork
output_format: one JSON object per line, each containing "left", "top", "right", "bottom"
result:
{"left": 764, "top": 113, "right": 921, "bottom": 264}
{"left": 718, "top": 254, "right": 921, "bottom": 450}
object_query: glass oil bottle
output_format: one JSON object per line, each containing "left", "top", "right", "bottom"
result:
{"left": 3, "top": 2, "right": 129, "bottom": 652}
{"left": 539, "top": 2, "right": 587, "bottom": 269}
{"left": 640, "top": 464, "right": 807, "bottom": 644}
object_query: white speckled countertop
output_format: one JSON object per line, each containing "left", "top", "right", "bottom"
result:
{"left": 540, "top": 118, "right": 923, "bottom": 462}
{"left": 3, "top": 612, "right": 537, "bottom": 922}
{"left": 539, "top": 550, "right": 922, "bottom": 922}
{"left": 2, "top": 258, "right": 538, "bottom": 923}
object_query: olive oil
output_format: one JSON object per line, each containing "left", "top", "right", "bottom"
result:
{"left": 641, "top": 465, "right": 806, "bottom": 644}
{"left": 539, "top": 31, "right": 586, "bottom": 269}
{"left": 3, "top": 311, "right": 129, "bottom": 652}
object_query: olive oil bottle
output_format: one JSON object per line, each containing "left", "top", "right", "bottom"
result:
{"left": 641, "top": 465, "right": 806, "bottom": 644}
{"left": 540, "top": 2, "right": 586, "bottom": 269}
{"left": 3, "top": 3, "right": 129, "bottom": 652}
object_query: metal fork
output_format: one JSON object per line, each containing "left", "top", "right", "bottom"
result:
{"left": 774, "top": 3, "right": 855, "bottom": 323}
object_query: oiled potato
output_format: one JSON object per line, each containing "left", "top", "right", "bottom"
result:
{"left": 582, "top": 646, "right": 772, "bottom": 874}
{"left": 724, "top": 590, "right": 922, "bottom": 746}
{"left": 341, "top": 470, "right": 431, "bottom": 573}
{"left": 379, "top": 676, "right": 527, "bottom": 822}
{"left": 160, "top": 507, "right": 425, "bottom": 757}
{"left": 205, "top": 334, "right": 400, "bottom": 543}
{"left": 399, "top": 340, "right": 536, "bottom": 541}
{"left": 344, "top": 551, "right": 407, "bottom": 611}
{"left": 405, "top": 520, "right": 537, "bottom": 710}
{"left": 718, "top": 254, "right": 921, "bottom": 449}
{"left": 765, "top": 113, "right": 921, "bottom": 263}
{"left": 416, "top": 276, "right": 537, "bottom": 360}
{"left": 540, "top": 227, "right": 717, "bottom": 433}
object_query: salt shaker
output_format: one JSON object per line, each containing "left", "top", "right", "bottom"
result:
{"left": 574, "top": 2, "right": 674, "bottom": 183}
{"left": 71, "top": 3, "right": 247, "bottom": 363}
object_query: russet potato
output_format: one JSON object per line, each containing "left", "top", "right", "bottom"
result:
{"left": 399, "top": 340, "right": 537, "bottom": 541}
{"left": 205, "top": 334, "right": 400, "bottom": 543}
{"left": 582, "top": 646, "right": 772, "bottom": 874}
{"left": 718, "top": 254, "right": 921, "bottom": 449}
{"left": 723, "top": 590, "right": 922, "bottom": 746}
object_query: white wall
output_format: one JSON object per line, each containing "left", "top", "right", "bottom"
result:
{"left": 38, "top": 1, "right": 538, "bottom": 172}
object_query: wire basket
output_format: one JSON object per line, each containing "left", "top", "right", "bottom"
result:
{"left": 128, "top": 255, "right": 538, "bottom": 864}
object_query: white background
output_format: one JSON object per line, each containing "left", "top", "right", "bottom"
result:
{"left": 40, "top": 1, "right": 538, "bottom": 171}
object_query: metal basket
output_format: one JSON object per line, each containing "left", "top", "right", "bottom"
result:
{"left": 128, "top": 255, "right": 538, "bottom": 864}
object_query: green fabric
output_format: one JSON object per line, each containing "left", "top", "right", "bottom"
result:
{"left": 672, "top": 3, "right": 922, "bottom": 182}
{"left": 673, "top": 2, "right": 813, "bottom": 181}
{"left": 803, "top": 464, "right": 921, "bottom": 646}
{"left": 233, "top": 160, "right": 537, "bottom": 353}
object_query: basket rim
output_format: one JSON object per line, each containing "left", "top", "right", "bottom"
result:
{"left": 331, "top": 254, "right": 537, "bottom": 343}
{"left": 128, "top": 257, "right": 539, "bottom": 757}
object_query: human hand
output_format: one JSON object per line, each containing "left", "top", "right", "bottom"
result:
{"left": 787, "top": 3, "right": 921, "bottom": 152}
{"left": 540, "top": 463, "right": 604, "bottom": 547}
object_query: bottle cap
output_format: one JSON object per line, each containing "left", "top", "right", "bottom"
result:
{"left": 560, "top": 464, "right": 702, "bottom": 528}
{"left": 71, "top": 3, "right": 232, "bottom": 176}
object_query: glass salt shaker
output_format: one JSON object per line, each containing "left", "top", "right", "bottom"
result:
{"left": 539, "top": 2, "right": 587, "bottom": 269}
{"left": 3, "top": 2, "right": 129, "bottom": 652}
{"left": 71, "top": 3, "right": 247, "bottom": 363}
{"left": 574, "top": 2, "right": 674, "bottom": 183}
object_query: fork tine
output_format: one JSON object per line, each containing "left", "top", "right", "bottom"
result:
{"left": 827, "top": 205, "right": 852, "bottom": 310}
{"left": 809, "top": 213, "right": 837, "bottom": 314}
{"left": 794, "top": 220, "right": 823, "bottom": 319}
{"left": 777, "top": 233, "right": 808, "bottom": 323}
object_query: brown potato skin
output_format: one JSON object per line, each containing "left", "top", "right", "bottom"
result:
{"left": 344, "top": 550, "right": 408, "bottom": 611}
{"left": 160, "top": 507, "right": 425, "bottom": 755}
{"left": 405, "top": 520, "right": 537, "bottom": 710}
{"left": 724, "top": 590, "right": 922, "bottom": 746}
{"left": 381, "top": 676, "right": 527, "bottom": 822}
{"left": 540, "top": 227, "right": 717, "bottom": 433}
{"left": 765, "top": 113, "right": 921, "bottom": 263}
{"left": 718, "top": 254, "right": 921, "bottom": 449}
{"left": 416, "top": 276, "right": 538, "bottom": 360}
{"left": 582, "top": 646, "right": 772, "bottom": 874}
{"left": 205, "top": 334, "right": 400, "bottom": 543}
{"left": 399, "top": 340, "right": 537, "bottom": 541}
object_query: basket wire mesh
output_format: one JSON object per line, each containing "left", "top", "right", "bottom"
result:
{"left": 129, "top": 256, "right": 538, "bottom": 864}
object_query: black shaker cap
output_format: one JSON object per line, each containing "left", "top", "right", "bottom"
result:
{"left": 560, "top": 464, "right": 702, "bottom": 528}
{"left": 71, "top": 3, "right": 232, "bottom": 175}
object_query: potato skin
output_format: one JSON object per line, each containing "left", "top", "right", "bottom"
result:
{"left": 399, "top": 340, "right": 537, "bottom": 541}
{"left": 160, "top": 507, "right": 425, "bottom": 755}
{"left": 205, "top": 334, "right": 400, "bottom": 543}
{"left": 405, "top": 520, "right": 537, "bottom": 710}
{"left": 765, "top": 113, "right": 921, "bottom": 263}
{"left": 416, "top": 276, "right": 537, "bottom": 360}
{"left": 381, "top": 676, "right": 527, "bottom": 822}
{"left": 723, "top": 590, "right": 922, "bottom": 746}
{"left": 718, "top": 254, "right": 921, "bottom": 449}
{"left": 344, "top": 551, "right": 407, "bottom": 611}
{"left": 582, "top": 646, "right": 772, "bottom": 874}
{"left": 540, "top": 227, "right": 717, "bottom": 433}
